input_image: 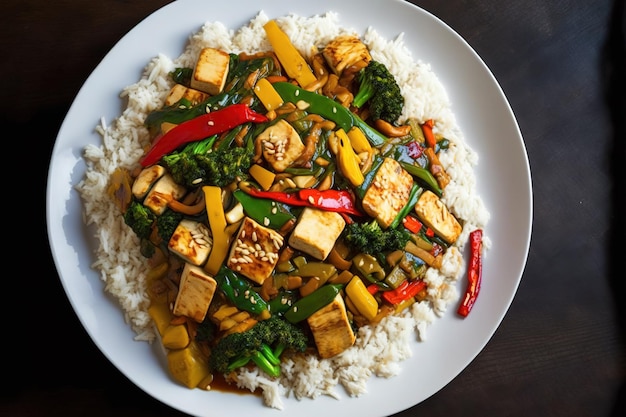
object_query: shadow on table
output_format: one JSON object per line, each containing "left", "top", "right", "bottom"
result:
{"left": 604, "top": 0, "right": 626, "bottom": 416}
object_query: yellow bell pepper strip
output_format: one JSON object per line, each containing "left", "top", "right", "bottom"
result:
{"left": 334, "top": 129, "right": 365, "bottom": 187}
{"left": 272, "top": 82, "right": 388, "bottom": 147}
{"left": 248, "top": 163, "right": 276, "bottom": 190}
{"left": 202, "top": 185, "right": 229, "bottom": 276}
{"left": 244, "top": 187, "right": 364, "bottom": 216}
{"left": 253, "top": 78, "right": 284, "bottom": 111}
{"left": 381, "top": 279, "right": 427, "bottom": 305}
{"left": 346, "top": 276, "right": 378, "bottom": 321}
{"left": 140, "top": 104, "right": 268, "bottom": 167}
{"left": 263, "top": 20, "right": 317, "bottom": 88}
{"left": 347, "top": 126, "right": 372, "bottom": 153}
{"left": 457, "top": 229, "right": 483, "bottom": 317}
{"left": 284, "top": 284, "right": 343, "bottom": 323}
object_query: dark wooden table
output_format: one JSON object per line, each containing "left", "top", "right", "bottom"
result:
{"left": 6, "top": 0, "right": 624, "bottom": 415}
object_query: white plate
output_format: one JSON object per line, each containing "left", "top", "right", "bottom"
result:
{"left": 46, "top": 0, "right": 532, "bottom": 416}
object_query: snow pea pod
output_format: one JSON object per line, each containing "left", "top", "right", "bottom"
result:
{"left": 214, "top": 266, "right": 269, "bottom": 318}
{"left": 232, "top": 189, "right": 297, "bottom": 230}
{"left": 272, "top": 82, "right": 387, "bottom": 147}
{"left": 284, "top": 284, "right": 343, "bottom": 323}
{"left": 399, "top": 161, "right": 442, "bottom": 197}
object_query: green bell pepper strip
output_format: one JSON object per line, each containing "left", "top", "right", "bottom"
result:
{"left": 267, "top": 289, "right": 299, "bottom": 315}
{"left": 272, "top": 82, "right": 388, "bottom": 147}
{"left": 214, "top": 265, "right": 269, "bottom": 317}
{"left": 284, "top": 284, "right": 344, "bottom": 323}
{"left": 389, "top": 183, "right": 423, "bottom": 229}
{"left": 232, "top": 189, "right": 297, "bottom": 229}
{"left": 399, "top": 161, "right": 442, "bottom": 197}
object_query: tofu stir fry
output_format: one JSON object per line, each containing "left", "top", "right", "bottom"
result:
{"left": 109, "top": 19, "right": 476, "bottom": 390}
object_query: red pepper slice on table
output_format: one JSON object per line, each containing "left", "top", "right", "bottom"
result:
{"left": 245, "top": 188, "right": 364, "bottom": 216}
{"left": 457, "top": 229, "right": 483, "bottom": 317}
{"left": 140, "top": 104, "right": 268, "bottom": 167}
{"left": 382, "top": 279, "right": 427, "bottom": 305}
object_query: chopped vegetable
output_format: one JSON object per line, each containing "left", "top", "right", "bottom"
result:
{"left": 213, "top": 265, "right": 270, "bottom": 318}
{"left": 140, "top": 104, "right": 268, "bottom": 167}
{"left": 284, "top": 284, "right": 343, "bottom": 323}
{"left": 353, "top": 60, "right": 404, "bottom": 124}
{"left": 381, "top": 279, "right": 427, "bottom": 305}
{"left": 263, "top": 20, "right": 317, "bottom": 88}
{"left": 244, "top": 187, "right": 364, "bottom": 216}
{"left": 272, "top": 81, "right": 388, "bottom": 147}
{"left": 457, "top": 229, "right": 483, "bottom": 317}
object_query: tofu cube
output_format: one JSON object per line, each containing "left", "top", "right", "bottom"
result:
{"left": 307, "top": 294, "right": 356, "bottom": 358}
{"left": 361, "top": 157, "right": 414, "bottom": 229}
{"left": 132, "top": 165, "right": 166, "bottom": 200}
{"left": 226, "top": 217, "right": 284, "bottom": 285}
{"left": 190, "top": 47, "right": 230, "bottom": 95}
{"left": 257, "top": 119, "right": 305, "bottom": 172}
{"left": 288, "top": 207, "right": 346, "bottom": 260}
{"left": 165, "top": 83, "right": 209, "bottom": 107}
{"left": 322, "top": 34, "right": 372, "bottom": 75}
{"left": 173, "top": 263, "right": 217, "bottom": 322}
{"left": 143, "top": 173, "right": 187, "bottom": 215}
{"left": 168, "top": 219, "right": 213, "bottom": 266}
{"left": 414, "top": 190, "right": 462, "bottom": 244}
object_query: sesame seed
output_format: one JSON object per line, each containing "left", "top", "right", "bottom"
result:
{"left": 264, "top": 217, "right": 270, "bottom": 226}
{"left": 208, "top": 120, "right": 215, "bottom": 126}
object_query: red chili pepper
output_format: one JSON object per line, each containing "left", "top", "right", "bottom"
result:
{"left": 421, "top": 119, "right": 437, "bottom": 148}
{"left": 402, "top": 215, "right": 423, "bottom": 234}
{"left": 140, "top": 104, "right": 268, "bottom": 167}
{"left": 457, "top": 229, "right": 483, "bottom": 317}
{"left": 382, "top": 279, "right": 427, "bottom": 305}
{"left": 246, "top": 188, "right": 364, "bottom": 216}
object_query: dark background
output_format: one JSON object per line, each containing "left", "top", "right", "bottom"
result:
{"left": 3, "top": 0, "right": 624, "bottom": 416}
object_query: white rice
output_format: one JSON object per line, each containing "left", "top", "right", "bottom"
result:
{"left": 76, "top": 11, "right": 490, "bottom": 409}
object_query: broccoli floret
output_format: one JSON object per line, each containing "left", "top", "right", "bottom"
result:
{"left": 198, "top": 145, "right": 253, "bottom": 187}
{"left": 208, "top": 315, "right": 309, "bottom": 377}
{"left": 156, "top": 208, "right": 183, "bottom": 242}
{"left": 161, "top": 136, "right": 216, "bottom": 188}
{"left": 352, "top": 60, "right": 404, "bottom": 124}
{"left": 123, "top": 200, "right": 155, "bottom": 239}
{"left": 162, "top": 134, "right": 252, "bottom": 188}
{"left": 344, "top": 219, "right": 411, "bottom": 259}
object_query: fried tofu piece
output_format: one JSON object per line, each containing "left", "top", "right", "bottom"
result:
{"left": 168, "top": 219, "right": 213, "bottom": 266}
{"left": 307, "top": 294, "right": 356, "bottom": 358}
{"left": 226, "top": 217, "right": 284, "bottom": 285}
{"left": 257, "top": 119, "right": 305, "bottom": 172}
{"left": 190, "top": 47, "right": 230, "bottom": 95}
{"left": 414, "top": 190, "right": 462, "bottom": 244}
{"left": 288, "top": 208, "right": 346, "bottom": 260}
{"left": 143, "top": 173, "right": 187, "bottom": 215}
{"left": 173, "top": 263, "right": 218, "bottom": 323}
{"left": 322, "top": 34, "right": 372, "bottom": 76}
{"left": 132, "top": 165, "right": 166, "bottom": 200}
{"left": 165, "top": 83, "right": 209, "bottom": 107}
{"left": 361, "top": 157, "right": 414, "bottom": 229}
